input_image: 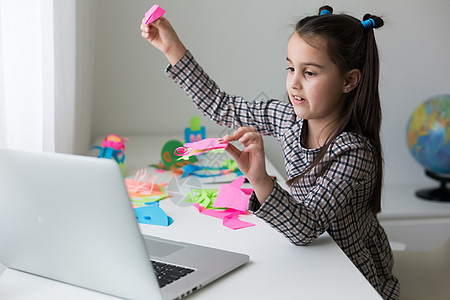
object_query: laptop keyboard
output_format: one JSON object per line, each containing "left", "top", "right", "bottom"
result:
{"left": 151, "top": 260, "right": 195, "bottom": 288}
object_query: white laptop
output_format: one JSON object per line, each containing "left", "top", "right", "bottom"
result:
{"left": 0, "top": 148, "right": 249, "bottom": 300}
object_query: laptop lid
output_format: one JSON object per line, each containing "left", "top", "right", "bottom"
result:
{"left": 0, "top": 148, "right": 162, "bottom": 299}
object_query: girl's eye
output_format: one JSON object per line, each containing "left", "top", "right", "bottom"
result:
{"left": 305, "top": 71, "right": 316, "bottom": 77}
{"left": 285, "top": 67, "right": 294, "bottom": 72}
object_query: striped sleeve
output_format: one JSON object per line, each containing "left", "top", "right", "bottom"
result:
{"left": 165, "top": 50, "right": 295, "bottom": 139}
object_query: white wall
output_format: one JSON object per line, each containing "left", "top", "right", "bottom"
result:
{"left": 72, "top": 0, "right": 96, "bottom": 155}
{"left": 79, "top": 0, "right": 450, "bottom": 186}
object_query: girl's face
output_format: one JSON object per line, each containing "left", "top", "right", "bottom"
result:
{"left": 286, "top": 33, "right": 347, "bottom": 128}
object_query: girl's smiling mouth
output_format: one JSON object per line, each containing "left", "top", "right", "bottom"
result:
{"left": 292, "top": 95, "right": 306, "bottom": 104}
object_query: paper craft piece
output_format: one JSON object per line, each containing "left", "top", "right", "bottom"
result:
{"left": 181, "top": 164, "right": 232, "bottom": 178}
{"left": 91, "top": 134, "right": 128, "bottom": 176}
{"left": 190, "top": 116, "right": 201, "bottom": 131}
{"left": 131, "top": 194, "right": 168, "bottom": 208}
{"left": 213, "top": 176, "right": 253, "bottom": 212}
{"left": 161, "top": 140, "right": 197, "bottom": 169}
{"left": 125, "top": 169, "right": 168, "bottom": 205}
{"left": 186, "top": 188, "right": 219, "bottom": 209}
{"left": 134, "top": 202, "right": 173, "bottom": 226}
{"left": 184, "top": 116, "right": 206, "bottom": 143}
{"left": 186, "top": 182, "right": 255, "bottom": 230}
{"left": 144, "top": 4, "right": 166, "bottom": 25}
{"left": 174, "top": 138, "right": 228, "bottom": 160}
{"left": 223, "top": 213, "right": 255, "bottom": 230}
{"left": 193, "top": 204, "right": 255, "bottom": 230}
{"left": 193, "top": 203, "right": 235, "bottom": 218}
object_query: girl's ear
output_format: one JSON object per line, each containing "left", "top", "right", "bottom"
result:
{"left": 343, "top": 69, "right": 361, "bottom": 93}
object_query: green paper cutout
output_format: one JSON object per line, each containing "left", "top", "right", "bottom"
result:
{"left": 186, "top": 188, "right": 220, "bottom": 209}
{"left": 190, "top": 116, "right": 201, "bottom": 131}
{"left": 161, "top": 140, "right": 197, "bottom": 169}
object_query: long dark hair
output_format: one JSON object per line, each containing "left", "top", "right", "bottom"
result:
{"left": 286, "top": 6, "right": 384, "bottom": 214}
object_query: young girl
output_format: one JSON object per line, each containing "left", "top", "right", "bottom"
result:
{"left": 141, "top": 6, "right": 399, "bottom": 299}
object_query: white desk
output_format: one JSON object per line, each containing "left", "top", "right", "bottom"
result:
{"left": 0, "top": 135, "right": 382, "bottom": 300}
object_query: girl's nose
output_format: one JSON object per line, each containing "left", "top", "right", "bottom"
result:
{"left": 289, "top": 73, "right": 302, "bottom": 90}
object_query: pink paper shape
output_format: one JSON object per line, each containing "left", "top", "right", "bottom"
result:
{"left": 174, "top": 138, "right": 228, "bottom": 157}
{"left": 194, "top": 203, "right": 236, "bottom": 218}
{"left": 193, "top": 204, "right": 255, "bottom": 230}
{"left": 184, "top": 138, "right": 228, "bottom": 150}
{"left": 223, "top": 214, "right": 255, "bottom": 230}
{"left": 213, "top": 176, "right": 252, "bottom": 212}
{"left": 145, "top": 4, "right": 166, "bottom": 25}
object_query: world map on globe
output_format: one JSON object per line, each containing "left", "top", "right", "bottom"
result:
{"left": 406, "top": 94, "right": 450, "bottom": 174}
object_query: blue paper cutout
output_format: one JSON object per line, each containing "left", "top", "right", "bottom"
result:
{"left": 181, "top": 164, "right": 227, "bottom": 178}
{"left": 134, "top": 203, "right": 173, "bottom": 226}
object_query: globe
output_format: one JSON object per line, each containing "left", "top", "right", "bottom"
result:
{"left": 406, "top": 94, "right": 450, "bottom": 201}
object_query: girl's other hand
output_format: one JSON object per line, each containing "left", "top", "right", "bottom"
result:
{"left": 224, "top": 127, "right": 273, "bottom": 204}
{"left": 140, "top": 17, "right": 187, "bottom": 66}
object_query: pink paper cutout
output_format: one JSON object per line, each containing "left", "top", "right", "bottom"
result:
{"left": 194, "top": 203, "right": 236, "bottom": 218}
{"left": 213, "top": 176, "right": 252, "bottom": 212}
{"left": 223, "top": 214, "right": 255, "bottom": 230}
{"left": 193, "top": 204, "right": 255, "bottom": 230}
{"left": 174, "top": 138, "right": 228, "bottom": 157}
{"left": 144, "top": 4, "right": 166, "bottom": 25}
{"left": 184, "top": 138, "right": 228, "bottom": 150}
{"left": 189, "top": 175, "right": 255, "bottom": 230}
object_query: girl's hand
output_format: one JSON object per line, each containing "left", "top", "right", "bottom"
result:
{"left": 224, "top": 127, "right": 273, "bottom": 204}
{"left": 140, "top": 17, "right": 187, "bottom": 66}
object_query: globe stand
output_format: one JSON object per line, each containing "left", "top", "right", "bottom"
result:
{"left": 416, "top": 170, "right": 450, "bottom": 202}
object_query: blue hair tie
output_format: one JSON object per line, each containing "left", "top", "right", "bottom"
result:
{"left": 320, "top": 9, "right": 331, "bottom": 15}
{"left": 361, "top": 18, "right": 375, "bottom": 28}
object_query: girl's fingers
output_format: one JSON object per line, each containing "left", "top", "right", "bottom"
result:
{"left": 224, "top": 127, "right": 256, "bottom": 142}
{"left": 242, "top": 142, "right": 263, "bottom": 153}
{"left": 238, "top": 132, "right": 259, "bottom": 145}
{"left": 224, "top": 143, "right": 241, "bottom": 161}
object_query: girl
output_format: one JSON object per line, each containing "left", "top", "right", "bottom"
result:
{"left": 141, "top": 6, "right": 399, "bottom": 299}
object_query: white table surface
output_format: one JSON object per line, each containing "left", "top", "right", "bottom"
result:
{"left": 0, "top": 135, "right": 382, "bottom": 300}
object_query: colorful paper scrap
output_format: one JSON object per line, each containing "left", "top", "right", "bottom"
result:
{"left": 134, "top": 202, "right": 173, "bottom": 226}
{"left": 144, "top": 4, "right": 166, "bottom": 25}
{"left": 185, "top": 177, "right": 255, "bottom": 230}
{"left": 174, "top": 138, "right": 228, "bottom": 160}
{"left": 125, "top": 169, "right": 168, "bottom": 206}
{"left": 186, "top": 188, "right": 219, "bottom": 209}
{"left": 193, "top": 204, "right": 255, "bottom": 230}
{"left": 181, "top": 164, "right": 232, "bottom": 178}
{"left": 213, "top": 176, "right": 252, "bottom": 212}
